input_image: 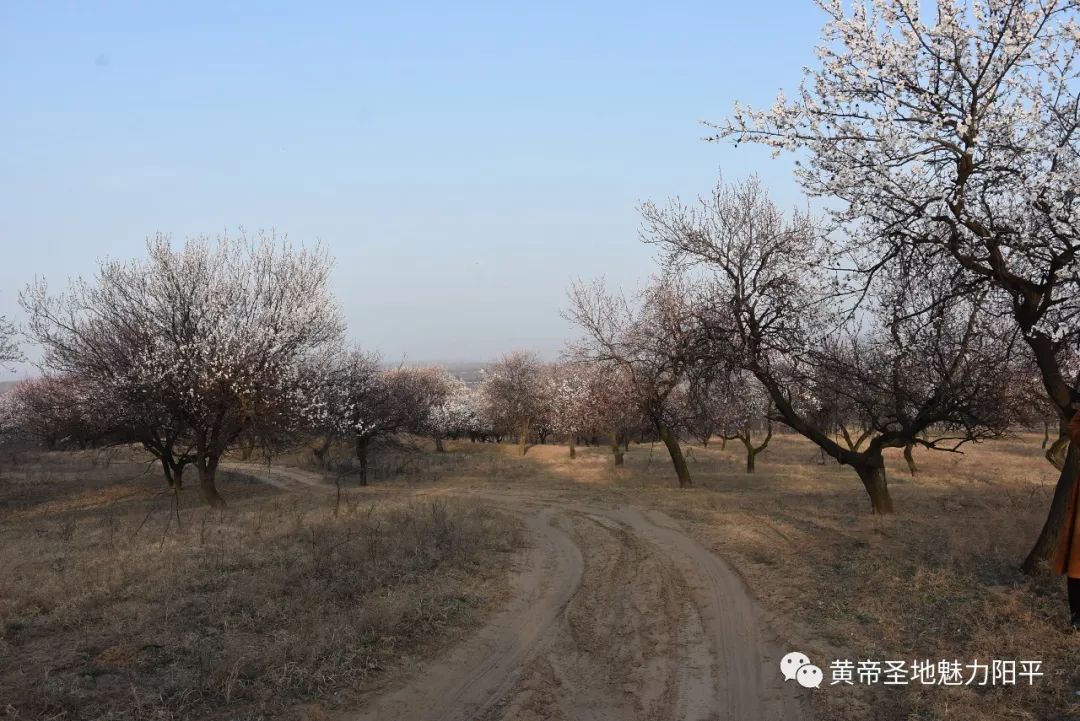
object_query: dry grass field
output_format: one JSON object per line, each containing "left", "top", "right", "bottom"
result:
{"left": 428, "top": 433, "right": 1075, "bottom": 721}
{"left": 1, "top": 432, "right": 1076, "bottom": 720}
{"left": 0, "top": 448, "right": 523, "bottom": 721}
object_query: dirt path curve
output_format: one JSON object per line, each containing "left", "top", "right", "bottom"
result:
{"left": 223, "top": 463, "right": 809, "bottom": 721}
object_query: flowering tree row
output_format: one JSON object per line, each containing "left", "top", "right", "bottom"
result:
{"left": 3, "top": 238, "right": 495, "bottom": 500}
{"left": 0, "top": 233, "right": 771, "bottom": 506}
{"left": 709, "top": 0, "right": 1080, "bottom": 567}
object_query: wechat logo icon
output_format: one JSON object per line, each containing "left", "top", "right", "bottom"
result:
{"left": 781, "top": 651, "right": 823, "bottom": 689}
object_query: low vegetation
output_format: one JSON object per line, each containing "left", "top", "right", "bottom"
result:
{"left": 426, "top": 433, "right": 1079, "bottom": 721}
{"left": 0, "top": 449, "right": 522, "bottom": 721}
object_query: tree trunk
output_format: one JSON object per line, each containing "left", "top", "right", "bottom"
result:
{"left": 1047, "top": 433, "right": 1069, "bottom": 471}
{"left": 746, "top": 448, "right": 756, "bottom": 473}
{"left": 434, "top": 436, "right": 445, "bottom": 453}
{"left": 173, "top": 463, "right": 185, "bottom": 490}
{"left": 741, "top": 421, "right": 772, "bottom": 473}
{"left": 1043, "top": 420, "right": 1050, "bottom": 449}
{"left": 197, "top": 458, "right": 226, "bottom": 508}
{"left": 1022, "top": 444, "right": 1078, "bottom": 574}
{"left": 518, "top": 417, "right": 530, "bottom": 456}
{"left": 312, "top": 436, "right": 331, "bottom": 466}
{"left": 569, "top": 435, "right": 576, "bottom": 459}
{"left": 610, "top": 431, "right": 624, "bottom": 466}
{"left": 720, "top": 436, "right": 727, "bottom": 451}
{"left": 240, "top": 435, "right": 255, "bottom": 461}
{"left": 161, "top": 457, "right": 184, "bottom": 490}
{"left": 903, "top": 442, "right": 917, "bottom": 476}
{"left": 356, "top": 435, "right": 369, "bottom": 486}
{"left": 854, "top": 462, "right": 894, "bottom": 514}
{"left": 658, "top": 423, "right": 692, "bottom": 488}
{"left": 739, "top": 432, "right": 756, "bottom": 473}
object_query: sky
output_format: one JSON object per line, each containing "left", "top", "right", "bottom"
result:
{"left": 0, "top": 1, "right": 821, "bottom": 373}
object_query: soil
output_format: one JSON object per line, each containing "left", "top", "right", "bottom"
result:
{"left": 227, "top": 462, "right": 810, "bottom": 721}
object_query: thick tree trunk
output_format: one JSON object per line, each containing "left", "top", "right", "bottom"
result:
{"left": 903, "top": 442, "right": 917, "bottom": 476}
{"left": 854, "top": 462, "right": 894, "bottom": 515}
{"left": 658, "top": 423, "right": 692, "bottom": 488}
{"left": 518, "top": 417, "right": 530, "bottom": 456}
{"left": 356, "top": 435, "right": 369, "bottom": 486}
{"left": 569, "top": 435, "right": 576, "bottom": 459}
{"left": 610, "top": 431, "right": 624, "bottom": 466}
{"left": 197, "top": 459, "right": 226, "bottom": 508}
{"left": 1022, "top": 444, "right": 1078, "bottom": 574}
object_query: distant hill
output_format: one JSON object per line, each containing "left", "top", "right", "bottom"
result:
{"left": 0, "top": 380, "right": 18, "bottom": 395}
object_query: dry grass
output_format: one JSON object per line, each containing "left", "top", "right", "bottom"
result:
{"left": 2, "top": 434, "right": 1076, "bottom": 721}
{"left": 437, "top": 432, "right": 1076, "bottom": 721}
{"left": 0, "top": 449, "right": 523, "bottom": 721}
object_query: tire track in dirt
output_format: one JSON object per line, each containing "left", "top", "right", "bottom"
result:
{"left": 486, "top": 510, "right": 711, "bottom": 721}
{"left": 350, "top": 506, "right": 584, "bottom": 721}
{"left": 345, "top": 488, "right": 809, "bottom": 721}
{"left": 224, "top": 464, "right": 809, "bottom": 721}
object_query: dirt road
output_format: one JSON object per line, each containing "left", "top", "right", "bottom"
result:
{"left": 228, "top": 464, "right": 809, "bottom": 721}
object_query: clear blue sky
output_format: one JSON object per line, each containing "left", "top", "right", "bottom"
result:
{"left": 1, "top": 1, "right": 820, "bottom": 370}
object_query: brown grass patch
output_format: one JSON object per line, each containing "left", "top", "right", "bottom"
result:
{"left": 427, "top": 433, "right": 1078, "bottom": 720}
{"left": 0, "top": 451, "right": 523, "bottom": 721}
{"left": 3, "top": 435, "right": 1076, "bottom": 720}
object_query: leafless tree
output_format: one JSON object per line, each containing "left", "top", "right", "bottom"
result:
{"left": 2, "top": 375, "right": 102, "bottom": 449}
{"left": 567, "top": 275, "right": 703, "bottom": 487}
{"left": 695, "top": 371, "right": 773, "bottom": 472}
{"left": 1007, "top": 356, "right": 1079, "bottom": 470}
{"left": 0, "top": 316, "right": 20, "bottom": 370}
{"left": 311, "top": 352, "right": 453, "bottom": 484}
{"left": 646, "top": 177, "right": 1017, "bottom": 512}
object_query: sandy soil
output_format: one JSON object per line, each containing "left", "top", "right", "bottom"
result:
{"left": 226, "top": 462, "right": 810, "bottom": 721}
